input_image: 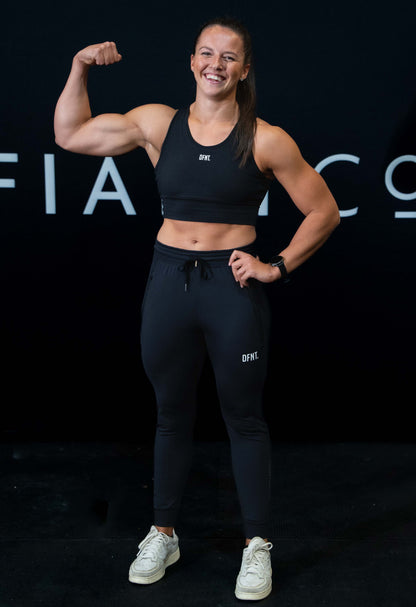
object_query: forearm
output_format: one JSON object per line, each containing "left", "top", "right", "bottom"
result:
{"left": 54, "top": 57, "right": 92, "bottom": 147}
{"left": 276, "top": 206, "right": 340, "bottom": 277}
{"left": 228, "top": 205, "right": 339, "bottom": 287}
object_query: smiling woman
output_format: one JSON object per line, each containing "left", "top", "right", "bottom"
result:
{"left": 191, "top": 26, "right": 249, "bottom": 93}
{"left": 54, "top": 15, "right": 339, "bottom": 602}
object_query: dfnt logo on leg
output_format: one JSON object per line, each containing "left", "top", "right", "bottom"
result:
{"left": 242, "top": 351, "right": 259, "bottom": 363}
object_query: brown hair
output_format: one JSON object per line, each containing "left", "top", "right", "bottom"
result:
{"left": 193, "top": 16, "right": 257, "bottom": 167}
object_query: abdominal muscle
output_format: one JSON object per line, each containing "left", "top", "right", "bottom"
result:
{"left": 157, "top": 218, "right": 256, "bottom": 251}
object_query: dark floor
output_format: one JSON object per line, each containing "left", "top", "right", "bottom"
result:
{"left": 1, "top": 440, "right": 415, "bottom": 607}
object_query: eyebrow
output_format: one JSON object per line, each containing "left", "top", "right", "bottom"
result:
{"left": 199, "top": 46, "right": 238, "bottom": 56}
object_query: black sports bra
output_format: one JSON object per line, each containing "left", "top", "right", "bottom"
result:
{"left": 154, "top": 107, "right": 273, "bottom": 225}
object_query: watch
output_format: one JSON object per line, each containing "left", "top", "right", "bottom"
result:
{"left": 270, "top": 255, "right": 289, "bottom": 282}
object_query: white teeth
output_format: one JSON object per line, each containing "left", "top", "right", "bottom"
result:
{"left": 205, "top": 74, "right": 223, "bottom": 82}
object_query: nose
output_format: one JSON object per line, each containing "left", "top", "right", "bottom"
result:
{"left": 211, "top": 53, "right": 224, "bottom": 70}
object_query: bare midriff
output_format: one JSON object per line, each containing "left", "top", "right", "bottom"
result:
{"left": 157, "top": 218, "right": 256, "bottom": 251}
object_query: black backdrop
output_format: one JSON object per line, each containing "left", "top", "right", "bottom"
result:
{"left": 1, "top": 0, "right": 415, "bottom": 441}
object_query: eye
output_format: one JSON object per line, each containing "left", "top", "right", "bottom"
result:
{"left": 224, "top": 56, "right": 236, "bottom": 62}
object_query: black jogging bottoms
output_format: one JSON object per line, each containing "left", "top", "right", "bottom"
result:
{"left": 140, "top": 239, "right": 272, "bottom": 539}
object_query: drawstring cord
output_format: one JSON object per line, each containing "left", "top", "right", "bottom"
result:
{"left": 179, "top": 258, "right": 213, "bottom": 291}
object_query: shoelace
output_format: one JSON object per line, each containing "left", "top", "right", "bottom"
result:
{"left": 179, "top": 258, "right": 213, "bottom": 292}
{"left": 137, "top": 531, "right": 170, "bottom": 561}
{"left": 241, "top": 541, "right": 273, "bottom": 575}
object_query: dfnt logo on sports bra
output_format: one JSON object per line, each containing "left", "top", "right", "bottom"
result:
{"left": 199, "top": 154, "right": 211, "bottom": 161}
{"left": 242, "top": 351, "right": 259, "bottom": 363}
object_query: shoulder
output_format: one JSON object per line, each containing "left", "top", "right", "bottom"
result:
{"left": 254, "top": 117, "right": 302, "bottom": 173}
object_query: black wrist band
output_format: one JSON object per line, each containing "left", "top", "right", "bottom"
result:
{"left": 269, "top": 255, "right": 290, "bottom": 283}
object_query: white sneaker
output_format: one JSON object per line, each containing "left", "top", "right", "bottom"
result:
{"left": 128, "top": 525, "right": 180, "bottom": 584}
{"left": 235, "top": 537, "right": 273, "bottom": 601}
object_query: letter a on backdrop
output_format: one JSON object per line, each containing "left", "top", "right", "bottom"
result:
{"left": 83, "top": 157, "right": 136, "bottom": 215}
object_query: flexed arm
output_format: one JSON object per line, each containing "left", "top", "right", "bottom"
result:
{"left": 54, "top": 42, "right": 143, "bottom": 156}
{"left": 229, "top": 123, "right": 340, "bottom": 287}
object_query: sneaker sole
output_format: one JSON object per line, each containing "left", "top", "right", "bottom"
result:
{"left": 129, "top": 547, "right": 180, "bottom": 585}
{"left": 235, "top": 581, "right": 272, "bottom": 601}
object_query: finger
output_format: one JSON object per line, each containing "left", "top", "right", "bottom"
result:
{"left": 103, "top": 42, "right": 119, "bottom": 64}
{"left": 228, "top": 250, "right": 241, "bottom": 265}
{"left": 239, "top": 268, "right": 252, "bottom": 284}
{"left": 102, "top": 43, "right": 113, "bottom": 65}
{"left": 108, "top": 42, "right": 122, "bottom": 64}
{"left": 229, "top": 257, "right": 241, "bottom": 280}
{"left": 95, "top": 42, "right": 121, "bottom": 65}
{"left": 95, "top": 45, "right": 106, "bottom": 65}
{"left": 232, "top": 262, "right": 247, "bottom": 282}
{"left": 231, "top": 264, "right": 240, "bottom": 282}
{"left": 233, "top": 267, "right": 249, "bottom": 287}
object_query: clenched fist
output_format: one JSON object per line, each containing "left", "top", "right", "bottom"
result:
{"left": 75, "top": 41, "right": 122, "bottom": 67}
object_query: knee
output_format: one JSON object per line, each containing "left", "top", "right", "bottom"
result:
{"left": 223, "top": 412, "right": 268, "bottom": 439}
{"left": 157, "top": 406, "right": 195, "bottom": 436}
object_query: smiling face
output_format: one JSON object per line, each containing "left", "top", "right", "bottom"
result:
{"left": 191, "top": 25, "right": 250, "bottom": 100}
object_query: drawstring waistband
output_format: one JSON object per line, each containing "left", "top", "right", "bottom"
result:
{"left": 152, "top": 239, "right": 258, "bottom": 292}
{"left": 179, "top": 258, "right": 213, "bottom": 292}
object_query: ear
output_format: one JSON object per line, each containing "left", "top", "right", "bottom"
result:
{"left": 241, "top": 63, "right": 250, "bottom": 81}
{"left": 190, "top": 53, "right": 195, "bottom": 73}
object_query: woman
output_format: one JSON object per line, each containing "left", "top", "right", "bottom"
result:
{"left": 54, "top": 16, "right": 339, "bottom": 601}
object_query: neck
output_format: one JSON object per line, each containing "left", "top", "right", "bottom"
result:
{"left": 190, "top": 94, "right": 239, "bottom": 125}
